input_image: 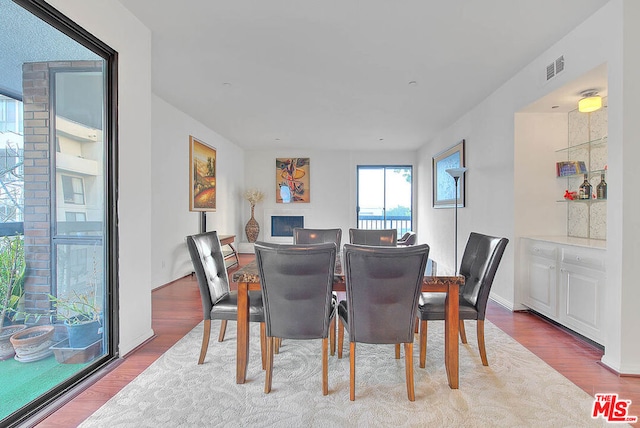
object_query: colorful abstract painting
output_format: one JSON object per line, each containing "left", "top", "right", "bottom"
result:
{"left": 275, "top": 158, "right": 310, "bottom": 203}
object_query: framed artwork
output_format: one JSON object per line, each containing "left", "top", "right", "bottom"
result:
{"left": 433, "top": 139, "right": 466, "bottom": 208}
{"left": 275, "top": 158, "right": 310, "bottom": 203}
{"left": 189, "top": 135, "right": 217, "bottom": 211}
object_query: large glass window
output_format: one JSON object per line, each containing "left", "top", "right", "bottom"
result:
{"left": 0, "top": 0, "right": 117, "bottom": 425}
{"left": 356, "top": 166, "right": 413, "bottom": 236}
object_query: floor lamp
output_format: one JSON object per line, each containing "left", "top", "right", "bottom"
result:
{"left": 446, "top": 167, "right": 467, "bottom": 276}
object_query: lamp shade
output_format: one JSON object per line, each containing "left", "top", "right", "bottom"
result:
{"left": 578, "top": 95, "right": 602, "bottom": 113}
{"left": 446, "top": 167, "right": 467, "bottom": 179}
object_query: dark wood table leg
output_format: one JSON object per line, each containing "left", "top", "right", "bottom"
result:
{"left": 444, "top": 281, "right": 459, "bottom": 389}
{"left": 236, "top": 281, "right": 250, "bottom": 384}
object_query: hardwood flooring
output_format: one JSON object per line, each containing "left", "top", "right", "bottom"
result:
{"left": 36, "top": 253, "right": 640, "bottom": 427}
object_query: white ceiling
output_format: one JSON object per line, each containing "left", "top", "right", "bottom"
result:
{"left": 118, "top": 0, "right": 609, "bottom": 151}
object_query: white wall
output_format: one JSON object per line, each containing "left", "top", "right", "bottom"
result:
{"left": 513, "top": 113, "right": 567, "bottom": 304}
{"left": 150, "top": 95, "right": 246, "bottom": 288}
{"left": 47, "top": 0, "right": 154, "bottom": 355}
{"left": 418, "top": 0, "right": 640, "bottom": 374}
{"left": 243, "top": 149, "right": 417, "bottom": 246}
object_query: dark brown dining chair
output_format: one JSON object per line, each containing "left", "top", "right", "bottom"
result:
{"left": 397, "top": 231, "right": 417, "bottom": 246}
{"left": 186, "top": 231, "right": 265, "bottom": 366}
{"left": 290, "top": 227, "right": 342, "bottom": 355}
{"left": 417, "top": 232, "right": 508, "bottom": 368}
{"left": 338, "top": 243, "right": 430, "bottom": 401}
{"left": 293, "top": 227, "right": 342, "bottom": 249}
{"left": 348, "top": 228, "right": 397, "bottom": 246}
{"left": 254, "top": 241, "right": 337, "bottom": 395}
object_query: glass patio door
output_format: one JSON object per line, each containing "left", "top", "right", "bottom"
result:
{"left": 356, "top": 166, "right": 413, "bottom": 237}
{"left": 0, "top": 0, "right": 117, "bottom": 425}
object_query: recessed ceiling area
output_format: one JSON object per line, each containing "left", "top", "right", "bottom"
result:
{"left": 520, "top": 63, "right": 608, "bottom": 114}
{"left": 115, "top": 1, "right": 609, "bottom": 150}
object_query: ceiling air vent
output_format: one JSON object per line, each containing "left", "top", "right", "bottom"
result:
{"left": 555, "top": 55, "right": 565, "bottom": 74}
{"left": 546, "top": 55, "right": 565, "bottom": 81}
{"left": 546, "top": 63, "right": 555, "bottom": 81}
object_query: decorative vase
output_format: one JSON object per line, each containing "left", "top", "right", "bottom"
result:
{"left": 0, "top": 324, "right": 27, "bottom": 361}
{"left": 245, "top": 204, "right": 260, "bottom": 243}
{"left": 10, "top": 325, "right": 55, "bottom": 362}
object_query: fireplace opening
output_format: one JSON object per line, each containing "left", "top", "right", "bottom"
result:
{"left": 271, "top": 216, "right": 304, "bottom": 237}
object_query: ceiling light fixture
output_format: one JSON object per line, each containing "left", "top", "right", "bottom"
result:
{"left": 578, "top": 90, "right": 602, "bottom": 113}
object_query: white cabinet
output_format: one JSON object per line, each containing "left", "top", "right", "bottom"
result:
{"left": 521, "top": 238, "right": 606, "bottom": 344}
{"left": 522, "top": 240, "right": 557, "bottom": 318}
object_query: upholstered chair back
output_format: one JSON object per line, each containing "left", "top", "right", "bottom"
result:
{"left": 348, "top": 228, "right": 397, "bottom": 246}
{"left": 254, "top": 242, "right": 337, "bottom": 339}
{"left": 186, "top": 231, "right": 230, "bottom": 320}
{"left": 292, "top": 227, "right": 342, "bottom": 249}
{"left": 342, "top": 243, "right": 429, "bottom": 343}
{"left": 459, "top": 232, "right": 509, "bottom": 320}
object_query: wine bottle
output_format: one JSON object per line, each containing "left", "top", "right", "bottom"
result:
{"left": 596, "top": 173, "right": 607, "bottom": 199}
{"left": 578, "top": 174, "right": 591, "bottom": 199}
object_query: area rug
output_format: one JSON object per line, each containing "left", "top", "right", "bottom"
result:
{"left": 79, "top": 320, "right": 620, "bottom": 427}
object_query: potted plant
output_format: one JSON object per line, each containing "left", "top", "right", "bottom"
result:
{"left": 50, "top": 289, "right": 102, "bottom": 349}
{"left": 0, "top": 235, "right": 27, "bottom": 360}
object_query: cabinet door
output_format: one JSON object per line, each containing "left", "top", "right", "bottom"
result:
{"left": 522, "top": 240, "right": 558, "bottom": 317}
{"left": 524, "top": 254, "right": 557, "bottom": 317}
{"left": 558, "top": 264, "right": 605, "bottom": 344}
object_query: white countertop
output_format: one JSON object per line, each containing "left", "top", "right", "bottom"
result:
{"left": 523, "top": 235, "right": 607, "bottom": 250}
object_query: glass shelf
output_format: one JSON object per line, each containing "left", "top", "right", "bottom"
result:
{"left": 555, "top": 136, "right": 607, "bottom": 153}
{"left": 556, "top": 199, "right": 607, "bottom": 203}
{"left": 557, "top": 169, "right": 607, "bottom": 179}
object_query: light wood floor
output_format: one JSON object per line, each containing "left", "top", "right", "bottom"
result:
{"left": 36, "top": 253, "right": 640, "bottom": 427}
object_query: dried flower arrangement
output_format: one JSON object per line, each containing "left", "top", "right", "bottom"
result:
{"left": 243, "top": 189, "right": 264, "bottom": 206}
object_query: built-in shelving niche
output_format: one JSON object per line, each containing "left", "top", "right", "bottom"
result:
{"left": 560, "top": 103, "right": 607, "bottom": 240}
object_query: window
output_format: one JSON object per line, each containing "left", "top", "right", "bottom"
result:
{"left": 356, "top": 166, "right": 413, "bottom": 237}
{"left": 65, "top": 211, "right": 86, "bottom": 222}
{"left": 61, "top": 175, "right": 85, "bottom": 205}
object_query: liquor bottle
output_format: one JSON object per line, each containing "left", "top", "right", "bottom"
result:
{"left": 596, "top": 173, "right": 607, "bottom": 199}
{"left": 578, "top": 174, "right": 591, "bottom": 200}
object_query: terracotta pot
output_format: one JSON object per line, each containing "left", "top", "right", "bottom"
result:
{"left": 0, "top": 324, "right": 27, "bottom": 361}
{"left": 10, "top": 325, "right": 55, "bottom": 362}
{"left": 245, "top": 204, "right": 260, "bottom": 243}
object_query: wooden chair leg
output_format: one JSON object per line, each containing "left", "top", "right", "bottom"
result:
{"left": 337, "top": 318, "right": 344, "bottom": 359}
{"left": 260, "top": 322, "right": 266, "bottom": 370}
{"left": 274, "top": 337, "right": 280, "bottom": 354}
{"left": 414, "top": 317, "right": 419, "bottom": 334}
{"left": 198, "top": 319, "right": 211, "bottom": 364}
{"left": 419, "top": 320, "right": 427, "bottom": 368}
{"left": 404, "top": 342, "right": 415, "bottom": 401}
{"left": 329, "top": 317, "right": 336, "bottom": 356}
{"left": 218, "top": 319, "right": 227, "bottom": 342}
{"left": 349, "top": 342, "right": 356, "bottom": 401}
{"left": 322, "top": 337, "right": 329, "bottom": 395}
{"left": 477, "top": 320, "right": 488, "bottom": 366}
{"left": 459, "top": 319, "right": 467, "bottom": 344}
{"left": 395, "top": 343, "right": 401, "bottom": 359}
{"left": 264, "top": 336, "right": 274, "bottom": 393}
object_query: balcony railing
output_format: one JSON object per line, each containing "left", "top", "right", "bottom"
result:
{"left": 357, "top": 215, "right": 411, "bottom": 237}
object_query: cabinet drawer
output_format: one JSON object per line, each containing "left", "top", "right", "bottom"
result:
{"left": 526, "top": 241, "right": 557, "bottom": 259}
{"left": 561, "top": 248, "right": 605, "bottom": 271}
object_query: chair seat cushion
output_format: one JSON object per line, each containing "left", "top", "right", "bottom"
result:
{"left": 211, "top": 290, "right": 264, "bottom": 322}
{"left": 417, "top": 293, "right": 479, "bottom": 320}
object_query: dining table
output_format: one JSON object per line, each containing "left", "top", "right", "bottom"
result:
{"left": 232, "top": 256, "right": 464, "bottom": 389}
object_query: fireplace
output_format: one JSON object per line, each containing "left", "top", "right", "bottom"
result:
{"left": 271, "top": 215, "right": 304, "bottom": 237}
